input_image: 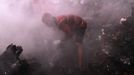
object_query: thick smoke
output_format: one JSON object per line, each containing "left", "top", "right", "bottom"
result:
{"left": 0, "top": 0, "right": 134, "bottom": 69}
{"left": 0, "top": 0, "right": 66, "bottom": 66}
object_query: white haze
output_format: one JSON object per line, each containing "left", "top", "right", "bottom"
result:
{"left": 0, "top": 0, "right": 133, "bottom": 66}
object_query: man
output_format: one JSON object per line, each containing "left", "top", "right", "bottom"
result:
{"left": 42, "top": 13, "right": 87, "bottom": 69}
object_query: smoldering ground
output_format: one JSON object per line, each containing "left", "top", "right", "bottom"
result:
{"left": 0, "top": 0, "right": 134, "bottom": 74}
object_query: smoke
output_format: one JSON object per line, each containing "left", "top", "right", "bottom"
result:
{"left": 0, "top": 0, "right": 134, "bottom": 71}
{"left": 0, "top": 0, "right": 66, "bottom": 66}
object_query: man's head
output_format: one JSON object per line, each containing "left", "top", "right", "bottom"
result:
{"left": 42, "top": 13, "right": 57, "bottom": 27}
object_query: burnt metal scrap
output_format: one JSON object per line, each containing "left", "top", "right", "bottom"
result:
{"left": 0, "top": 44, "right": 24, "bottom": 75}
{"left": 0, "top": 44, "right": 45, "bottom": 75}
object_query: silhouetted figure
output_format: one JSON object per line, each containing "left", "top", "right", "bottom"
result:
{"left": 42, "top": 13, "right": 87, "bottom": 74}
